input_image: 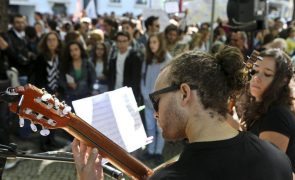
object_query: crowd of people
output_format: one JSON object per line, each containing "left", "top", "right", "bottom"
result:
{"left": 0, "top": 10, "right": 295, "bottom": 179}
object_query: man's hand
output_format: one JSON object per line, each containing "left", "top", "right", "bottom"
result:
{"left": 0, "top": 36, "right": 8, "bottom": 50}
{"left": 72, "top": 139, "right": 104, "bottom": 180}
{"left": 68, "top": 82, "right": 77, "bottom": 89}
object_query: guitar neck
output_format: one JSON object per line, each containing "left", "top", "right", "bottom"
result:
{"left": 64, "top": 113, "right": 153, "bottom": 180}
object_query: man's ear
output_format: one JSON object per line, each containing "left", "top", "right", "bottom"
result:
{"left": 180, "top": 84, "right": 191, "bottom": 105}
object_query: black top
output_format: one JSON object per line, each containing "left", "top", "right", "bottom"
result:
{"left": 249, "top": 105, "right": 295, "bottom": 172}
{"left": 29, "top": 54, "right": 60, "bottom": 94}
{"left": 149, "top": 132, "right": 292, "bottom": 180}
{"left": 4, "top": 29, "right": 35, "bottom": 76}
{"left": 107, "top": 49, "right": 142, "bottom": 101}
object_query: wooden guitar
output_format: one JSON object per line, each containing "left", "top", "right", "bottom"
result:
{"left": 6, "top": 84, "right": 153, "bottom": 180}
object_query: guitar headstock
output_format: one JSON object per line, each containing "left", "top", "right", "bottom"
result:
{"left": 245, "top": 50, "right": 262, "bottom": 69}
{"left": 244, "top": 50, "right": 263, "bottom": 80}
{"left": 8, "top": 84, "right": 72, "bottom": 136}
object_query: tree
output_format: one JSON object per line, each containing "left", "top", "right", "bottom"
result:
{"left": 0, "top": 0, "right": 9, "bottom": 33}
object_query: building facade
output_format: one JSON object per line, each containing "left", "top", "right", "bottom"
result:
{"left": 9, "top": 0, "right": 76, "bottom": 25}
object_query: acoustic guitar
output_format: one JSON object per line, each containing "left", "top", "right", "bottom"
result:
{"left": 5, "top": 84, "right": 153, "bottom": 180}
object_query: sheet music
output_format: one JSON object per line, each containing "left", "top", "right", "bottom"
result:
{"left": 108, "top": 87, "right": 148, "bottom": 152}
{"left": 72, "top": 87, "right": 148, "bottom": 152}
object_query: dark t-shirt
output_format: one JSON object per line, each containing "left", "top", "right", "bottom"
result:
{"left": 149, "top": 132, "right": 292, "bottom": 180}
{"left": 249, "top": 105, "right": 295, "bottom": 172}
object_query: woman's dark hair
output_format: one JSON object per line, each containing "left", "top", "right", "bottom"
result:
{"left": 144, "top": 16, "right": 158, "bottom": 30}
{"left": 64, "top": 31, "right": 80, "bottom": 45}
{"left": 166, "top": 45, "right": 246, "bottom": 117}
{"left": 146, "top": 33, "right": 167, "bottom": 64}
{"left": 242, "top": 49, "right": 294, "bottom": 129}
{"left": 37, "top": 31, "right": 62, "bottom": 57}
{"left": 25, "top": 26, "right": 37, "bottom": 39}
{"left": 91, "top": 42, "right": 108, "bottom": 76}
{"left": 61, "top": 41, "right": 88, "bottom": 73}
{"left": 92, "top": 42, "right": 108, "bottom": 65}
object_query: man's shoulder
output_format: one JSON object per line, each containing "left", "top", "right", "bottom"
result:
{"left": 128, "top": 48, "right": 143, "bottom": 59}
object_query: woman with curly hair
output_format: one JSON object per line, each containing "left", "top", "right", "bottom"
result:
{"left": 241, "top": 48, "right": 295, "bottom": 172}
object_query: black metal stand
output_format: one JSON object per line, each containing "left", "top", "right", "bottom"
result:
{"left": 0, "top": 143, "right": 124, "bottom": 180}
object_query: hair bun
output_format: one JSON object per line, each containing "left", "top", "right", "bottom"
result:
{"left": 215, "top": 46, "right": 246, "bottom": 92}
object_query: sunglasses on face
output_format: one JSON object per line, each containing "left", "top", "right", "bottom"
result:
{"left": 149, "top": 84, "right": 198, "bottom": 112}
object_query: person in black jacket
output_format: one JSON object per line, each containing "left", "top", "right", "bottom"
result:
{"left": 4, "top": 14, "right": 35, "bottom": 85}
{"left": 107, "top": 31, "right": 142, "bottom": 102}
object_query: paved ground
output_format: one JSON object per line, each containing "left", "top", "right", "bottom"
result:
{"left": 1, "top": 132, "right": 184, "bottom": 180}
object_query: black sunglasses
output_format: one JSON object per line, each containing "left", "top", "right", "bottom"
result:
{"left": 149, "top": 84, "right": 198, "bottom": 112}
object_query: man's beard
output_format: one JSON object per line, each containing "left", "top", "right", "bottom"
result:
{"left": 161, "top": 98, "right": 187, "bottom": 141}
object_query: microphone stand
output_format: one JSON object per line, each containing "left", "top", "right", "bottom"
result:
{"left": 0, "top": 143, "right": 124, "bottom": 180}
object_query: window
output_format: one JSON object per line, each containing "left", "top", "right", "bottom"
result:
{"left": 109, "top": 0, "right": 121, "bottom": 3}
{"left": 135, "top": 0, "right": 147, "bottom": 5}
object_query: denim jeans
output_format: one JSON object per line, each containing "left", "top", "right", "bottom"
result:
{"left": 144, "top": 107, "right": 164, "bottom": 155}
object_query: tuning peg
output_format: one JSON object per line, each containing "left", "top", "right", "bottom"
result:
{"left": 62, "top": 105, "right": 72, "bottom": 115}
{"left": 47, "top": 119, "right": 56, "bottom": 126}
{"left": 19, "top": 116, "right": 24, "bottom": 127}
{"left": 41, "top": 94, "right": 52, "bottom": 102}
{"left": 24, "top": 108, "right": 32, "bottom": 115}
{"left": 30, "top": 123, "right": 38, "bottom": 132}
{"left": 54, "top": 97, "right": 60, "bottom": 109}
{"left": 46, "top": 103, "right": 53, "bottom": 109}
{"left": 61, "top": 101, "right": 66, "bottom": 106}
{"left": 40, "top": 128, "right": 50, "bottom": 136}
{"left": 5, "top": 87, "right": 19, "bottom": 95}
{"left": 35, "top": 97, "right": 42, "bottom": 103}
{"left": 36, "top": 114, "right": 43, "bottom": 120}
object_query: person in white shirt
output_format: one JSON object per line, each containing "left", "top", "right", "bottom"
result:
{"left": 107, "top": 31, "right": 143, "bottom": 102}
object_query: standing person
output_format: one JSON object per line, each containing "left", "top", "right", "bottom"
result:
{"left": 107, "top": 31, "right": 142, "bottom": 102}
{"left": 229, "top": 31, "right": 252, "bottom": 60}
{"left": 59, "top": 41, "right": 96, "bottom": 107}
{"left": 30, "top": 31, "right": 62, "bottom": 97}
{"left": 140, "top": 33, "right": 172, "bottom": 163}
{"left": 241, "top": 48, "right": 295, "bottom": 172}
{"left": 29, "top": 31, "right": 64, "bottom": 151}
{"left": 72, "top": 46, "right": 293, "bottom": 180}
{"left": 90, "top": 42, "right": 109, "bottom": 94}
{"left": 4, "top": 14, "right": 35, "bottom": 85}
{"left": 137, "top": 16, "right": 160, "bottom": 46}
{"left": 190, "top": 29, "right": 210, "bottom": 52}
{"left": 164, "top": 24, "right": 188, "bottom": 57}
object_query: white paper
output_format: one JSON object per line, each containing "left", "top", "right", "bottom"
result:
{"left": 72, "top": 87, "right": 148, "bottom": 152}
{"left": 65, "top": 74, "right": 75, "bottom": 84}
{"left": 164, "top": 1, "right": 179, "bottom": 14}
